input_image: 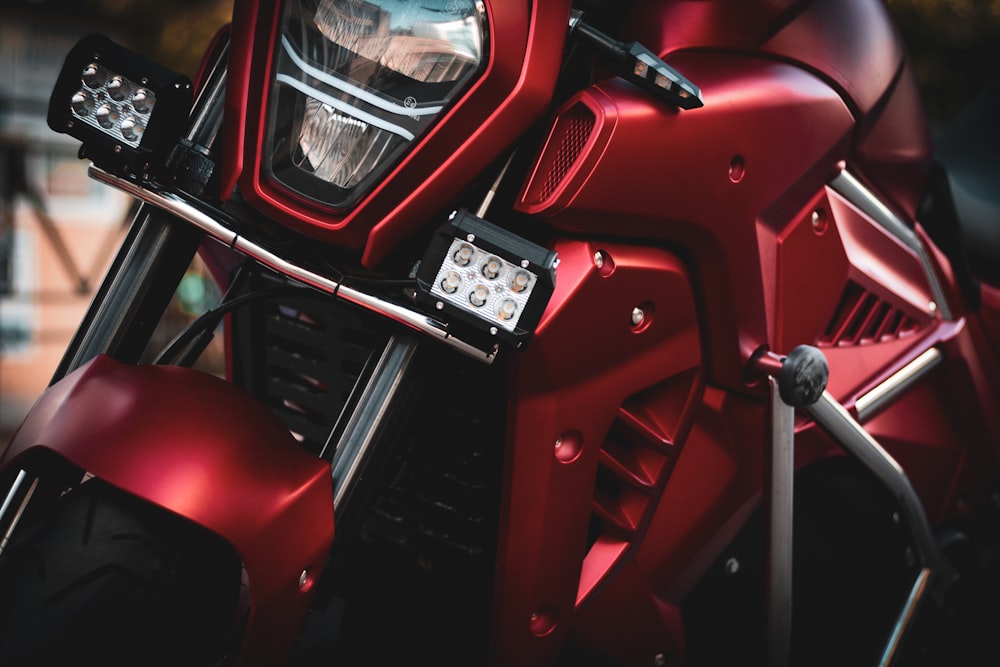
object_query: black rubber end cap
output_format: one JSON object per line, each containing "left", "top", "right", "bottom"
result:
{"left": 778, "top": 345, "right": 828, "bottom": 408}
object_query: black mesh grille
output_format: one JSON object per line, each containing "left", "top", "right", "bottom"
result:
{"left": 229, "top": 274, "right": 387, "bottom": 456}
{"left": 538, "top": 103, "right": 596, "bottom": 202}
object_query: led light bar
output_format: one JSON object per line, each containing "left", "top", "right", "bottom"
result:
{"left": 48, "top": 34, "right": 193, "bottom": 177}
{"left": 416, "top": 210, "right": 558, "bottom": 347}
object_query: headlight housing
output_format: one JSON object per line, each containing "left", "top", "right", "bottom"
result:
{"left": 264, "top": 0, "right": 487, "bottom": 210}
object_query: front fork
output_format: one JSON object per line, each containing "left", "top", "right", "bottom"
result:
{"left": 50, "top": 31, "right": 231, "bottom": 382}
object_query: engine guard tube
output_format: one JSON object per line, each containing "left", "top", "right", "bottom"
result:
{"left": 0, "top": 354, "right": 335, "bottom": 667}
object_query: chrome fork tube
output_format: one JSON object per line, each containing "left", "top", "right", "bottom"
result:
{"left": 0, "top": 470, "right": 39, "bottom": 557}
{"left": 51, "top": 41, "right": 229, "bottom": 382}
{"left": 328, "top": 335, "right": 419, "bottom": 518}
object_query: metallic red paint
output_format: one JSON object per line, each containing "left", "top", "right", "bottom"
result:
{"left": 0, "top": 355, "right": 335, "bottom": 667}
{"left": 494, "top": 239, "right": 701, "bottom": 664}
{"left": 517, "top": 53, "right": 855, "bottom": 390}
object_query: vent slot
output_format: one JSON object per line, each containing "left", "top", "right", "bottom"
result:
{"left": 538, "top": 103, "right": 595, "bottom": 203}
{"left": 820, "top": 282, "right": 923, "bottom": 347}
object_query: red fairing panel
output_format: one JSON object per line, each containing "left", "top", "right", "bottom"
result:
{"left": 623, "top": 0, "right": 903, "bottom": 118}
{"left": 493, "top": 240, "right": 701, "bottom": 665}
{"left": 517, "top": 53, "right": 855, "bottom": 388}
{"left": 0, "top": 355, "right": 334, "bottom": 667}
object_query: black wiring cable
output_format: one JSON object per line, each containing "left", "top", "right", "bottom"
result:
{"left": 153, "top": 273, "right": 417, "bottom": 366}
{"left": 153, "top": 284, "right": 312, "bottom": 365}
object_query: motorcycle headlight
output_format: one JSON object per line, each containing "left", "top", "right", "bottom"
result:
{"left": 264, "top": 0, "right": 487, "bottom": 210}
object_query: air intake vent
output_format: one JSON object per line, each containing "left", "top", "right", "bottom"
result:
{"left": 820, "top": 282, "right": 923, "bottom": 347}
{"left": 538, "top": 104, "right": 595, "bottom": 202}
{"left": 578, "top": 370, "right": 699, "bottom": 604}
{"left": 517, "top": 101, "right": 596, "bottom": 211}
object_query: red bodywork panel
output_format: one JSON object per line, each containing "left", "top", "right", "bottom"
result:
{"left": 518, "top": 54, "right": 856, "bottom": 388}
{"left": 0, "top": 356, "right": 335, "bottom": 666}
{"left": 492, "top": 1, "right": 978, "bottom": 662}
{"left": 495, "top": 240, "right": 702, "bottom": 664}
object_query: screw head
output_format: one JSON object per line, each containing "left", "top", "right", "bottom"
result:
{"left": 631, "top": 307, "right": 645, "bottom": 326}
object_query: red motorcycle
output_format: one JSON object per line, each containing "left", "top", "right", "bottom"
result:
{"left": 1, "top": 0, "right": 998, "bottom": 664}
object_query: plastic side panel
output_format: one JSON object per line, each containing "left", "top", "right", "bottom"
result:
{"left": 851, "top": 56, "right": 933, "bottom": 222}
{"left": 520, "top": 53, "right": 853, "bottom": 387}
{"left": 622, "top": 0, "right": 902, "bottom": 118}
{"left": 492, "top": 240, "right": 701, "bottom": 665}
{"left": 760, "top": 0, "right": 903, "bottom": 117}
{"left": 620, "top": 0, "right": 800, "bottom": 56}
{"left": 1, "top": 355, "right": 334, "bottom": 667}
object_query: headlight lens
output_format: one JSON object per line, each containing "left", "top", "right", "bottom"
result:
{"left": 264, "top": 0, "right": 487, "bottom": 209}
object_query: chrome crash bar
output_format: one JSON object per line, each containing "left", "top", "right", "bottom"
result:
{"left": 760, "top": 346, "right": 953, "bottom": 667}
{"left": 89, "top": 167, "right": 496, "bottom": 364}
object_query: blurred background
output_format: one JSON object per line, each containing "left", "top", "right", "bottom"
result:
{"left": 0, "top": 0, "right": 998, "bottom": 439}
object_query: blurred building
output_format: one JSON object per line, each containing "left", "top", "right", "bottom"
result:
{"left": 0, "top": 12, "right": 132, "bottom": 434}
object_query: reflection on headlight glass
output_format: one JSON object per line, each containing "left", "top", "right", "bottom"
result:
{"left": 264, "top": 0, "right": 486, "bottom": 208}
{"left": 313, "top": 0, "right": 482, "bottom": 84}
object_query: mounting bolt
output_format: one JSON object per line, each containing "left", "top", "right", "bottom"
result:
{"left": 594, "top": 251, "right": 605, "bottom": 269}
{"left": 631, "top": 307, "right": 645, "bottom": 327}
{"left": 725, "top": 557, "right": 740, "bottom": 575}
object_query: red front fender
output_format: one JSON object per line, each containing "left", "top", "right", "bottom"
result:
{"left": 1, "top": 354, "right": 334, "bottom": 666}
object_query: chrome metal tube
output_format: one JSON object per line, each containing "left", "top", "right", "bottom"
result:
{"left": 807, "top": 392, "right": 949, "bottom": 587}
{"left": 0, "top": 474, "right": 39, "bottom": 557}
{"left": 0, "top": 470, "right": 28, "bottom": 533}
{"left": 879, "top": 567, "right": 931, "bottom": 667}
{"left": 766, "top": 377, "right": 795, "bottom": 667}
{"left": 855, "top": 348, "right": 943, "bottom": 422}
{"left": 89, "top": 167, "right": 497, "bottom": 364}
{"left": 830, "top": 170, "right": 952, "bottom": 321}
{"left": 329, "top": 335, "right": 418, "bottom": 514}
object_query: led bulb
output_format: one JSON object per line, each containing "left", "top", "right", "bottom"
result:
{"left": 469, "top": 284, "right": 489, "bottom": 307}
{"left": 107, "top": 76, "right": 131, "bottom": 102}
{"left": 509, "top": 269, "right": 531, "bottom": 293}
{"left": 131, "top": 88, "right": 155, "bottom": 114}
{"left": 481, "top": 256, "right": 503, "bottom": 280}
{"left": 453, "top": 243, "right": 475, "bottom": 266}
{"left": 95, "top": 103, "right": 119, "bottom": 129}
{"left": 71, "top": 90, "right": 94, "bottom": 117}
{"left": 82, "top": 63, "right": 106, "bottom": 88}
{"left": 440, "top": 270, "right": 461, "bottom": 294}
{"left": 120, "top": 116, "right": 144, "bottom": 142}
{"left": 497, "top": 298, "right": 518, "bottom": 321}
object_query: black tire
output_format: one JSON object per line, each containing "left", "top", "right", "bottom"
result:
{"left": 0, "top": 478, "right": 241, "bottom": 666}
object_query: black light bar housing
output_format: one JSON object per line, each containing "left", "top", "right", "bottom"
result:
{"left": 48, "top": 34, "right": 193, "bottom": 178}
{"left": 416, "top": 209, "right": 558, "bottom": 348}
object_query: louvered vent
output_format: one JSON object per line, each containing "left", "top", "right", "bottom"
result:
{"left": 819, "top": 282, "right": 923, "bottom": 347}
{"left": 590, "top": 415, "right": 667, "bottom": 541}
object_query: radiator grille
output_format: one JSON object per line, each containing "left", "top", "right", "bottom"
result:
{"left": 230, "top": 278, "right": 386, "bottom": 456}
